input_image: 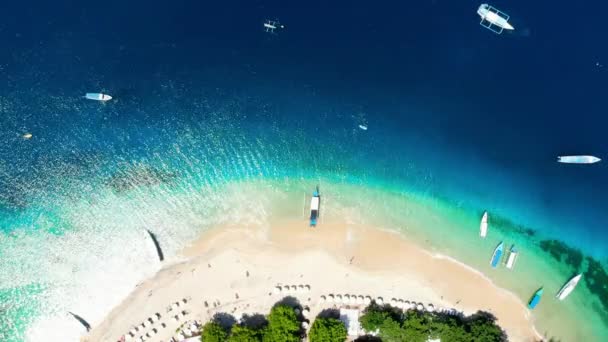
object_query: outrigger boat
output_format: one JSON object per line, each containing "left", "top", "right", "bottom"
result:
{"left": 556, "top": 274, "right": 582, "bottom": 300}
{"left": 480, "top": 211, "right": 488, "bottom": 238}
{"left": 528, "top": 287, "right": 543, "bottom": 309}
{"left": 309, "top": 186, "right": 320, "bottom": 227}
{"left": 490, "top": 241, "right": 504, "bottom": 268}
{"left": 505, "top": 245, "right": 518, "bottom": 270}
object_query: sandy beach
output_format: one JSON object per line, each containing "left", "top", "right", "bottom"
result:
{"left": 85, "top": 219, "right": 542, "bottom": 342}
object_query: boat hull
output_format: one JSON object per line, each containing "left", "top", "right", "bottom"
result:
{"left": 490, "top": 242, "right": 504, "bottom": 268}
{"left": 528, "top": 288, "right": 543, "bottom": 309}
{"left": 558, "top": 155, "right": 601, "bottom": 164}
{"left": 556, "top": 274, "right": 582, "bottom": 300}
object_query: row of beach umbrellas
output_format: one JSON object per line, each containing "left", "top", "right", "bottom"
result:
{"left": 320, "top": 294, "right": 371, "bottom": 305}
{"left": 123, "top": 298, "right": 189, "bottom": 342}
{"left": 319, "top": 294, "right": 443, "bottom": 313}
{"left": 273, "top": 284, "right": 311, "bottom": 294}
{"left": 171, "top": 320, "right": 202, "bottom": 342}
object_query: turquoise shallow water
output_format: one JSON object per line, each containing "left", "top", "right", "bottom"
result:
{"left": 1, "top": 113, "right": 607, "bottom": 341}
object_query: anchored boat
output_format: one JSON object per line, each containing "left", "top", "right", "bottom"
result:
{"left": 528, "top": 287, "right": 543, "bottom": 309}
{"left": 557, "top": 155, "right": 601, "bottom": 164}
{"left": 480, "top": 211, "right": 488, "bottom": 238}
{"left": 505, "top": 245, "right": 518, "bottom": 270}
{"left": 490, "top": 241, "right": 504, "bottom": 268}
{"left": 85, "top": 93, "right": 112, "bottom": 101}
{"left": 309, "top": 186, "right": 320, "bottom": 227}
{"left": 556, "top": 274, "right": 582, "bottom": 300}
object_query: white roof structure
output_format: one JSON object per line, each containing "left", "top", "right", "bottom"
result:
{"left": 339, "top": 308, "right": 361, "bottom": 337}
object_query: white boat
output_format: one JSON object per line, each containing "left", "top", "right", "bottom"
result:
{"left": 85, "top": 93, "right": 112, "bottom": 101}
{"left": 480, "top": 211, "right": 488, "bottom": 238}
{"left": 556, "top": 274, "right": 582, "bottom": 300}
{"left": 358, "top": 124, "right": 368, "bottom": 131}
{"left": 505, "top": 245, "right": 518, "bottom": 269}
{"left": 557, "top": 155, "right": 601, "bottom": 164}
{"left": 477, "top": 4, "right": 514, "bottom": 34}
{"left": 263, "top": 19, "right": 284, "bottom": 34}
{"left": 309, "top": 186, "right": 320, "bottom": 227}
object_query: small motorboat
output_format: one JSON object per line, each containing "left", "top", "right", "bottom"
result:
{"left": 309, "top": 186, "right": 320, "bottom": 227}
{"left": 85, "top": 93, "right": 112, "bottom": 101}
{"left": 557, "top": 155, "right": 601, "bottom": 164}
{"left": 505, "top": 245, "right": 518, "bottom": 270}
{"left": 528, "top": 287, "right": 543, "bottom": 309}
{"left": 480, "top": 211, "right": 488, "bottom": 238}
{"left": 556, "top": 274, "right": 582, "bottom": 300}
{"left": 490, "top": 241, "right": 504, "bottom": 268}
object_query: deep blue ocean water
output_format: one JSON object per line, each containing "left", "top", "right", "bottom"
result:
{"left": 1, "top": 0, "right": 608, "bottom": 340}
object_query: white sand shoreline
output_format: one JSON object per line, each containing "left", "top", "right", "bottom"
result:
{"left": 85, "top": 220, "right": 543, "bottom": 342}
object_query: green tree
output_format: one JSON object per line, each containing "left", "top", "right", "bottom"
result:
{"left": 201, "top": 322, "right": 228, "bottom": 342}
{"left": 262, "top": 305, "right": 300, "bottom": 342}
{"left": 430, "top": 315, "right": 468, "bottom": 342}
{"left": 309, "top": 317, "right": 347, "bottom": 342}
{"left": 228, "top": 325, "right": 263, "bottom": 342}
{"left": 399, "top": 311, "right": 430, "bottom": 342}
{"left": 467, "top": 312, "right": 507, "bottom": 342}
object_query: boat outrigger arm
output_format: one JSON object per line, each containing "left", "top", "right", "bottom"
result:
{"left": 310, "top": 186, "right": 320, "bottom": 227}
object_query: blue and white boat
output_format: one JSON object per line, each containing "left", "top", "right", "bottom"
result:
{"left": 84, "top": 93, "right": 112, "bottom": 101}
{"left": 490, "top": 241, "right": 504, "bottom": 268}
{"left": 528, "top": 287, "right": 543, "bottom": 309}
{"left": 309, "top": 186, "right": 320, "bottom": 227}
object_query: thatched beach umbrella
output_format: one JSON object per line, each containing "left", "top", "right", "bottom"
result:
{"left": 427, "top": 304, "right": 435, "bottom": 312}
{"left": 357, "top": 295, "right": 364, "bottom": 305}
{"left": 171, "top": 302, "right": 179, "bottom": 311}
{"left": 302, "top": 321, "right": 310, "bottom": 329}
{"left": 320, "top": 295, "right": 326, "bottom": 303}
{"left": 376, "top": 297, "right": 384, "bottom": 305}
{"left": 302, "top": 308, "right": 310, "bottom": 317}
{"left": 364, "top": 296, "right": 371, "bottom": 305}
{"left": 336, "top": 294, "right": 343, "bottom": 303}
{"left": 273, "top": 286, "right": 282, "bottom": 294}
{"left": 344, "top": 294, "right": 350, "bottom": 303}
{"left": 390, "top": 298, "right": 397, "bottom": 306}
{"left": 328, "top": 294, "right": 335, "bottom": 303}
{"left": 416, "top": 303, "right": 424, "bottom": 311}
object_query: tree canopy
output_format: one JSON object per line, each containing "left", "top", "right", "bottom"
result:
{"left": 262, "top": 305, "right": 301, "bottom": 342}
{"left": 359, "top": 303, "right": 506, "bottom": 342}
{"left": 309, "top": 317, "right": 347, "bottom": 342}
{"left": 227, "top": 325, "right": 263, "bottom": 342}
{"left": 201, "top": 321, "right": 229, "bottom": 342}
